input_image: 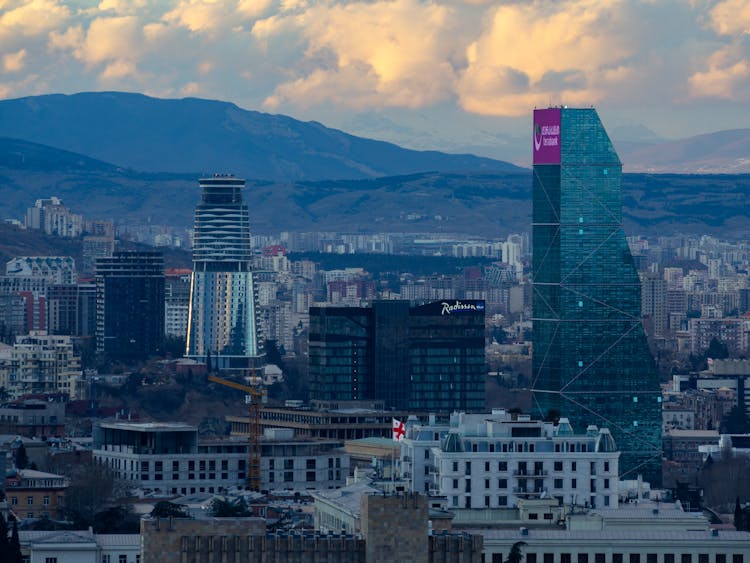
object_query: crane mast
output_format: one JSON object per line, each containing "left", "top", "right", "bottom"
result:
{"left": 208, "top": 373, "right": 265, "bottom": 492}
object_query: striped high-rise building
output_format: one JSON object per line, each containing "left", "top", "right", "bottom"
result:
{"left": 185, "top": 175, "right": 263, "bottom": 371}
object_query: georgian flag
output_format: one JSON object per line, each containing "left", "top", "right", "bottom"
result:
{"left": 392, "top": 418, "right": 406, "bottom": 442}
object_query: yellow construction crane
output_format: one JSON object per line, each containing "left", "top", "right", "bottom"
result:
{"left": 208, "top": 372, "right": 266, "bottom": 492}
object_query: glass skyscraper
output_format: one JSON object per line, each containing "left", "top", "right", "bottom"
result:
{"left": 308, "top": 300, "right": 485, "bottom": 412}
{"left": 186, "top": 175, "right": 262, "bottom": 371}
{"left": 531, "top": 108, "right": 661, "bottom": 485}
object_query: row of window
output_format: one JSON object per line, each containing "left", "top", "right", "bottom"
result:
{"left": 447, "top": 461, "right": 611, "bottom": 474}
{"left": 489, "top": 553, "right": 744, "bottom": 563}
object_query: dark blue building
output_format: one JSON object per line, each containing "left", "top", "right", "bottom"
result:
{"left": 309, "top": 300, "right": 485, "bottom": 412}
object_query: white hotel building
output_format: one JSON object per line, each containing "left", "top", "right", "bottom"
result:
{"left": 400, "top": 410, "right": 620, "bottom": 513}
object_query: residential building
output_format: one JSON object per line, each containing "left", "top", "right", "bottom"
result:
{"left": 2, "top": 332, "right": 83, "bottom": 398}
{"left": 25, "top": 197, "right": 82, "bottom": 238}
{"left": 164, "top": 269, "right": 191, "bottom": 338}
{"left": 18, "top": 530, "right": 140, "bottom": 563}
{"left": 309, "top": 300, "right": 485, "bottom": 412}
{"left": 400, "top": 410, "right": 619, "bottom": 515}
{"left": 6, "top": 469, "right": 67, "bottom": 519}
{"left": 6, "top": 256, "right": 77, "bottom": 285}
{"left": 96, "top": 251, "right": 165, "bottom": 361}
{"left": 530, "top": 107, "right": 662, "bottom": 485}
{"left": 0, "top": 398, "right": 65, "bottom": 438}
{"left": 689, "top": 316, "right": 749, "bottom": 355}
{"left": 185, "top": 175, "right": 263, "bottom": 371}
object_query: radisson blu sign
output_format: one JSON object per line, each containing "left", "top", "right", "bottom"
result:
{"left": 533, "top": 108, "right": 561, "bottom": 165}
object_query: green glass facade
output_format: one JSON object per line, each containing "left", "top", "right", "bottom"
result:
{"left": 531, "top": 108, "right": 662, "bottom": 485}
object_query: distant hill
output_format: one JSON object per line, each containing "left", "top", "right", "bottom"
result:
{"left": 3, "top": 138, "right": 750, "bottom": 241}
{"left": 620, "top": 129, "right": 750, "bottom": 173}
{"left": 0, "top": 92, "right": 521, "bottom": 181}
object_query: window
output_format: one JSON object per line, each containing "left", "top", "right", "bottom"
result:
{"left": 554, "top": 479, "right": 563, "bottom": 489}
{"left": 681, "top": 556, "right": 692, "bottom": 563}
{"left": 554, "top": 461, "right": 563, "bottom": 471}
{"left": 527, "top": 555, "right": 537, "bottom": 563}
{"left": 306, "top": 459, "right": 316, "bottom": 469}
{"left": 571, "top": 479, "right": 577, "bottom": 489}
{"left": 544, "top": 555, "right": 554, "bottom": 563}
{"left": 528, "top": 513, "right": 538, "bottom": 520}
{"left": 452, "top": 461, "right": 459, "bottom": 472}
{"left": 45, "top": 559, "right": 57, "bottom": 563}
{"left": 732, "top": 557, "right": 743, "bottom": 563}
{"left": 485, "top": 461, "right": 490, "bottom": 472}
{"left": 579, "top": 555, "right": 589, "bottom": 563}
{"left": 43, "top": 496, "right": 50, "bottom": 506}
{"left": 485, "top": 479, "right": 490, "bottom": 489}
{"left": 571, "top": 462, "right": 576, "bottom": 471}
{"left": 484, "top": 495, "right": 490, "bottom": 507}
{"left": 698, "top": 556, "right": 708, "bottom": 563}
{"left": 284, "top": 471, "right": 293, "bottom": 482}
{"left": 453, "top": 479, "right": 459, "bottom": 489}
{"left": 492, "top": 555, "right": 502, "bottom": 563}
{"left": 561, "top": 555, "right": 571, "bottom": 563}
{"left": 630, "top": 555, "right": 640, "bottom": 563}
{"left": 498, "top": 461, "right": 507, "bottom": 471}
{"left": 27, "top": 496, "right": 33, "bottom": 505}
{"left": 498, "top": 496, "right": 507, "bottom": 506}
{"left": 102, "top": 557, "right": 111, "bottom": 563}
{"left": 465, "top": 461, "right": 471, "bottom": 475}
{"left": 595, "top": 555, "right": 605, "bottom": 563}
{"left": 604, "top": 461, "right": 610, "bottom": 472}
{"left": 306, "top": 471, "right": 315, "bottom": 482}
{"left": 119, "top": 556, "right": 127, "bottom": 563}
{"left": 664, "top": 556, "right": 674, "bottom": 563}
{"left": 717, "top": 556, "right": 726, "bottom": 563}
{"left": 11, "top": 497, "right": 17, "bottom": 505}
{"left": 498, "top": 478, "right": 507, "bottom": 489}
{"left": 613, "top": 555, "right": 623, "bottom": 563}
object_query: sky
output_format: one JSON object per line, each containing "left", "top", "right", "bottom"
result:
{"left": 1, "top": 0, "right": 750, "bottom": 162}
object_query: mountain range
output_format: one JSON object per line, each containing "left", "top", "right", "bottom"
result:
{"left": 1, "top": 92, "right": 750, "bottom": 240}
{"left": 0, "top": 92, "right": 520, "bottom": 182}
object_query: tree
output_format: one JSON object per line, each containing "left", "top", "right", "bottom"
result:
{"left": 151, "top": 501, "right": 189, "bottom": 519}
{"left": 735, "top": 497, "right": 745, "bottom": 531}
{"left": 721, "top": 405, "right": 750, "bottom": 434}
{"left": 14, "top": 444, "right": 28, "bottom": 470}
{"left": 0, "top": 511, "right": 10, "bottom": 558}
{"left": 507, "top": 541, "right": 527, "bottom": 563}
{"left": 10, "top": 520, "right": 22, "bottom": 563}
{"left": 209, "top": 497, "right": 251, "bottom": 518}
{"left": 706, "top": 337, "right": 730, "bottom": 361}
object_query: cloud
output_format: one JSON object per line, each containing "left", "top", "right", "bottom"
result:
{"left": 163, "top": 0, "right": 272, "bottom": 34}
{"left": 2, "top": 48, "right": 27, "bottom": 73}
{"left": 0, "top": 0, "right": 70, "bottom": 39}
{"left": 456, "top": 0, "right": 635, "bottom": 116}
{"left": 689, "top": 44, "right": 750, "bottom": 99}
{"left": 709, "top": 0, "right": 750, "bottom": 36}
{"left": 257, "top": 0, "right": 461, "bottom": 109}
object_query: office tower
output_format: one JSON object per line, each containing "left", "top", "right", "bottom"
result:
{"left": 185, "top": 175, "right": 263, "bottom": 371}
{"left": 96, "top": 251, "right": 164, "bottom": 361}
{"left": 309, "top": 300, "right": 485, "bottom": 412}
{"left": 531, "top": 108, "right": 661, "bottom": 485}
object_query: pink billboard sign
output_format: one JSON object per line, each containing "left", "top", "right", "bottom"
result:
{"left": 533, "top": 108, "right": 561, "bottom": 165}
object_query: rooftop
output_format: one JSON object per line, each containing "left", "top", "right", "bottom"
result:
{"left": 99, "top": 421, "right": 195, "bottom": 432}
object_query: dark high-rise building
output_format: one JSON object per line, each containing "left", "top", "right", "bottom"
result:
{"left": 530, "top": 108, "right": 662, "bottom": 485}
{"left": 309, "top": 300, "right": 485, "bottom": 412}
{"left": 185, "top": 175, "right": 263, "bottom": 371}
{"left": 96, "top": 251, "right": 164, "bottom": 361}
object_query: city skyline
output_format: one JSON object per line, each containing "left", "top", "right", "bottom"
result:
{"left": 0, "top": 1, "right": 749, "bottom": 162}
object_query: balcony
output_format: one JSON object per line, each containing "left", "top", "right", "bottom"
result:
{"left": 513, "top": 487, "right": 548, "bottom": 496}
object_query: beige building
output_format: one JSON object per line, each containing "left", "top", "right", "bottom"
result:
{"left": 6, "top": 469, "right": 67, "bottom": 520}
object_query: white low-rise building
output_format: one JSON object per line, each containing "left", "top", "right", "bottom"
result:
{"left": 94, "top": 422, "right": 350, "bottom": 496}
{"left": 400, "top": 410, "right": 620, "bottom": 513}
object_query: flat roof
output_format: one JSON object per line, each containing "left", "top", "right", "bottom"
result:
{"left": 474, "top": 529, "right": 750, "bottom": 542}
{"left": 99, "top": 422, "right": 196, "bottom": 432}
